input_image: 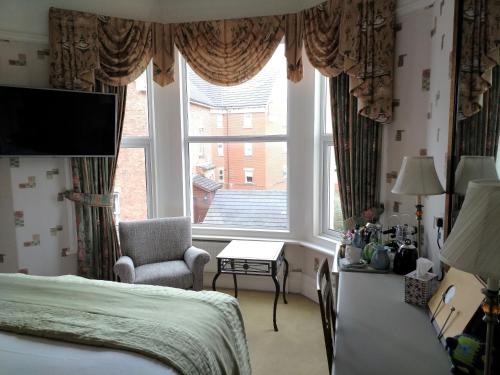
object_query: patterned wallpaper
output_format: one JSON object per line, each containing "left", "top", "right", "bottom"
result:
{"left": 381, "top": 0, "right": 455, "bottom": 275}
{"left": 0, "top": 40, "right": 76, "bottom": 275}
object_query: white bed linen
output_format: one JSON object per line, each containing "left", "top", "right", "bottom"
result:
{"left": 0, "top": 331, "right": 177, "bottom": 375}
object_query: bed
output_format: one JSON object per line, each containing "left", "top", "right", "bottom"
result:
{"left": 0, "top": 273, "right": 251, "bottom": 375}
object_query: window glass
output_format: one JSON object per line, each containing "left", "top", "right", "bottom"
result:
{"left": 185, "top": 45, "right": 288, "bottom": 230}
{"left": 327, "top": 145, "right": 342, "bottom": 231}
{"left": 188, "top": 142, "right": 287, "bottom": 229}
{"left": 114, "top": 147, "right": 148, "bottom": 222}
{"left": 122, "top": 71, "right": 149, "bottom": 137}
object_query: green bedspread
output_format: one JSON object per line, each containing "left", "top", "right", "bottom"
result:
{"left": 0, "top": 273, "right": 251, "bottom": 375}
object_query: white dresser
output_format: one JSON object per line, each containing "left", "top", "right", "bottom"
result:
{"left": 332, "top": 272, "right": 451, "bottom": 375}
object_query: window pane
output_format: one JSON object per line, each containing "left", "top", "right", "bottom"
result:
{"left": 123, "top": 71, "right": 149, "bottom": 137}
{"left": 327, "top": 146, "right": 342, "bottom": 231}
{"left": 114, "top": 148, "right": 148, "bottom": 222}
{"left": 187, "top": 45, "right": 287, "bottom": 137}
{"left": 325, "top": 81, "right": 332, "bottom": 134}
{"left": 189, "top": 142, "right": 288, "bottom": 229}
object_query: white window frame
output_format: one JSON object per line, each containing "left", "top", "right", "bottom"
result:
{"left": 243, "top": 113, "right": 253, "bottom": 128}
{"left": 318, "top": 75, "right": 341, "bottom": 238}
{"left": 216, "top": 114, "right": 223, "bottom": 128}
{"left": 244, "top": 168, "right": 254, "bottom": 184}
{"left": 244, "top": 143, "right": 253, "bottom": 156}
{"left": 217, "top": 143, "right": 224, "bottom": 156}
{"left": 118, "top": 63, "right": 157, "bottom": 221}
{"left": 218, "top": 167, "right": 224, "bottom": 182}
{"left": 181, "top": 56, "right": 289, "bottom": 233}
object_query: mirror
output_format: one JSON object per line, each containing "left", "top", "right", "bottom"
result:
{"left": 445, "top": 2, "right": 500, "bottom": 234}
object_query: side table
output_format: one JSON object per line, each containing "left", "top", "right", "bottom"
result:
{"left": 212, "top": 240, "right": 289, "bottom": 331}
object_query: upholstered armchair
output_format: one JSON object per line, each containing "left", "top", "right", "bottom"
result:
{"left": 114, "top": 217, "right": 210, "bottom": 291}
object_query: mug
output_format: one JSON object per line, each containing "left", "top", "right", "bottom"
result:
{"left": 345, "top": 245, "right": 362, "bottom": 264}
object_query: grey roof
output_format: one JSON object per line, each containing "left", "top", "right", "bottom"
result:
{"left": 192, "top": 175, "right": 222, "bottom": 192}
{"left": 202, "top": 190, "right": 287, "bottom": 229}
{"left": 187, "top": 56, "right": 281, "bottom": 110}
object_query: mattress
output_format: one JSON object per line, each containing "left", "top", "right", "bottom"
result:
{"left": 0, "top": 331, "right": 177, "bottom": 375}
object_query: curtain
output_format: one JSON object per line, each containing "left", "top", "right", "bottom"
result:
{"left": 70, "top": 84, "right": 126, "bottom": 279}
{"left": 50, "top": 9, "right": 132, "bottom": 280}
{"left": 49, "top": 7, "right": 174, "bottom": 90}
{"left": 50, "top": 2, "right": 396, "bottom": 124}
{"left": 455, "top": 66, "right": 500, "bottom": 161}
{"left": 460, "top": 0, "right": 500, "bottom": 118}
{"left": 174, "top": 16, "right": 284, "bottom": 86}
{"left": 330, "top": 74, "right": 382, "bottom": 228}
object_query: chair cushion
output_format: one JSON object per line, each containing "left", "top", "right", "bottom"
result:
{"left": 134, "top": 260, "right": 193, "bottom": 289}
{"left": 119, "top": 217, "right": 192, "bottom": 266}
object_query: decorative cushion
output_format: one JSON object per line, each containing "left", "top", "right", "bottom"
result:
{"left": 134, "top": 260, "right": 193, "bottom": 289}
{"left": 119, "top": 217, "right": 192, "bottom": 266}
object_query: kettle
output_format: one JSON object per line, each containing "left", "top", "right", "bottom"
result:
{"left": 393, "top": 239, "right": 418, "bottom": 275}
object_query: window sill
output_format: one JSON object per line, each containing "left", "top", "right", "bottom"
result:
{"left": 192, "top": 229, "right": 339, "bottom": 257}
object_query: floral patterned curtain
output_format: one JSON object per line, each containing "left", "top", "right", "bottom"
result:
{"left": 460, "top": 0, "right": 500, "bottom": 118}
{"left": 49, "top": 7, "right": 174, "bottom": 90}
{"left": 50, "top": 8, "right": 132, "bottom": 280}
{"left": 174, "top": 16, "right": 285, "bottom": 86}
{"left": 286, "top": 0, "right": 396, "bottom": 124}
{"left": 330, "top": 74, "right": 383, "bottom": 227}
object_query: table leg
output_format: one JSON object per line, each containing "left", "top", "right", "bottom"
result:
{"left": 283, "top": 257, "right": 289, "bottom": 304}
{"left": 272, "top": 273, "right": 280, "bottom": 332}
{"left": 231, "top": 259, "right": 238, "bottom": 298}
{"left": 212, "top": 259, "right": 221, "bottom": 291}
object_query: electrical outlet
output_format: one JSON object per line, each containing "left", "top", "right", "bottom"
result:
{"left": 314, "top": 257, "right": 320, "bottom": 272}
{"left": 433, "top": 217, "right": 444, "bottom": 229}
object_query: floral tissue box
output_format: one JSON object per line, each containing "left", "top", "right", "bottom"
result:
{"left": 404, "top": 270, "right": 438, "bottom": 307}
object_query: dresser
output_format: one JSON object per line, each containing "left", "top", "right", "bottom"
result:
{"left": 332, "top": 271, "right": 451, "bottom": 375}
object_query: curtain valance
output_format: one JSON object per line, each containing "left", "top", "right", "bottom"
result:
{"left": 49, "top": 7, "right": 173, "bottom": 90}
{"left": 175, "top": 17, "right": 285, "bottom": 86}
{"left": 49, "top": 0, "right": 395, "bottom": 123}
{"left": 460, "top": 0, "right": 500, "bottom": 118}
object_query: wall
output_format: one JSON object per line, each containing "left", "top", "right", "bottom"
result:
{"left": 381, "top": 0, "right": 455, "bottom": 276}
{"left": 0, "top": 39, "right": 77, "bottom": 275}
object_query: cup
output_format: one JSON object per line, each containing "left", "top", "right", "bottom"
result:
{"left": 345, "top": 245, "right": 362, "bottom": 264}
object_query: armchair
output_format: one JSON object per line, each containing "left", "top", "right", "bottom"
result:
{"left": 114, "top": 217, "right": 210, "bottom": 291}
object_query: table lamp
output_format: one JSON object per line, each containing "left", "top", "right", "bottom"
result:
{"left": 392, "top": 156, "right": 445, "bottom": 255}
{"left": 440, "top": 180, "right": 500, "bottom": 375}
{"left": 454, "top": 156, "right": 499, "bottom": 195}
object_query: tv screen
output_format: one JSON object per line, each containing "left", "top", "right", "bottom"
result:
{"left": 0, "top": 85, "right": 117, "bottom": 156}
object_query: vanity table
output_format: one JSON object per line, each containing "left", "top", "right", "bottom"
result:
{"left": 332, "top": 271, "right": 451, "bottom": 375}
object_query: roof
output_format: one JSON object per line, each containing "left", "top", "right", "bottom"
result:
{"left": 187, "top": 51, "right": 282, "bottom": 110}
{"left": 192, "top": 175, "right": 222, "bottom": 192}
{"left": 202, "top": 190, "right": 287, "bottom": 229}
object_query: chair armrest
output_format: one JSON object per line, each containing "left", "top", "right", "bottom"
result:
{"left": 184, "top": 246, "right": 210, "bottom": 291}
{"left": 114, "top": 256, "right": 135, "bottom": 283}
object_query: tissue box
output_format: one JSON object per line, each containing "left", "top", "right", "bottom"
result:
{"left": 404, "top": 270, "right": 438, "bottom": 306}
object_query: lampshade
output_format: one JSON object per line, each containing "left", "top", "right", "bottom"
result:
{"left": 392, "top": 156, "right": 444, "bottom": 196}
{"left": 454, "top": 156, "right": 499, "bottom": 195}
{"left": 440, "top": 180, "right": 500, "bottom": 280}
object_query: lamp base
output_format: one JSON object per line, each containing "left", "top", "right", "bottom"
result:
{"left": 482, "top": 278, "right": 499, "bottom": 375}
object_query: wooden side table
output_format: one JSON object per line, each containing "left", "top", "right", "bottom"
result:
{"left": 212, "top": 240, "right": 289, "bottom": 331}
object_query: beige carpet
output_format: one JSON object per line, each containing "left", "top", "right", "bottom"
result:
{"left": 218, "top": 289, "right": 328, "bottom": 375}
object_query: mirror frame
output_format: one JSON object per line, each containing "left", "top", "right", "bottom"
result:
{"left": 444, "top": 0, "right": 464, "bottom": 238}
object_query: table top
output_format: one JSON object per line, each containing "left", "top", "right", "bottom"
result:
{"left": 333, "top": 272, "right": 451, "bottom": 375}
{"left": 216, "top": 240, "right": 285, "bottom": 261}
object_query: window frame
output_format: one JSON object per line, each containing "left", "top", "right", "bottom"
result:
{"left": 244, "top": 142, "right": 253, "bottom": 156}
{"left": 318, "top": 76, "right": 342, "bottom": 238}
{"left": 181, "top": 55, "right": 289, "bottom": 233}
{"left": 118, "top": 63, "right": 157, "bottom": 221}
{"left": 243, "top": 112, "right": 253, "bottom": 128}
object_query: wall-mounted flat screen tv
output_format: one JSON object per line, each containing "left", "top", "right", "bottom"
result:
{"left": 0, "top": 85, "right": 117, "bottom": 157}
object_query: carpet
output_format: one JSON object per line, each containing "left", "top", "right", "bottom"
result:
{"left": 219, "top": 290, "right": 328, "bottom": 375}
